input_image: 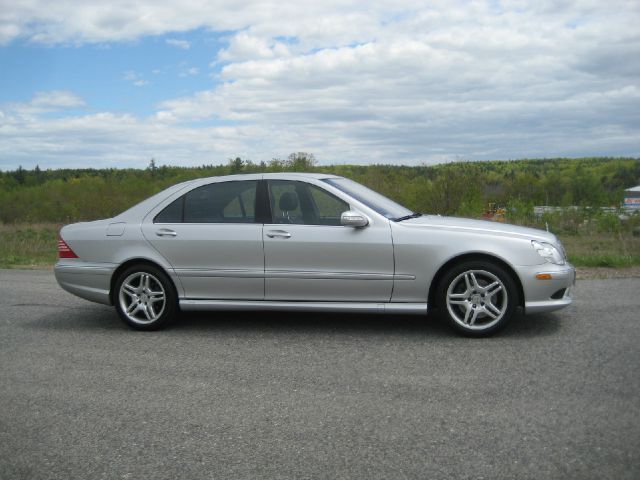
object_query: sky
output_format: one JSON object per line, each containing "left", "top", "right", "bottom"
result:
{"left": 0, "top": 0, "right": 639, "bottom": 170}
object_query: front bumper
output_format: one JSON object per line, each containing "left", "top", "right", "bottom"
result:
{"left": 516, "top": 263, "right": 576, "bottom": 315}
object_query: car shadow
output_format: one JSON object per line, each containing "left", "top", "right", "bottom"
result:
{"left": 174, "top": 309, "right": 452, "bottom": 337}
{"left": 500, "top": 310, "right": 562, "bottom": 338}
{"left": 25, "top": 303, "right": 563, "bottom": 339}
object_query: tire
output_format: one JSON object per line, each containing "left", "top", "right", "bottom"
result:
{"left": 114, "top": 264, "right": 178, "bottom": 330}
{"left": 436, "top": 260, "right": 518, "bottom": 337}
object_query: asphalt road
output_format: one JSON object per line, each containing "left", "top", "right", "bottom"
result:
{"left": 1, "top": 269, "right": 639, "bottom": 479}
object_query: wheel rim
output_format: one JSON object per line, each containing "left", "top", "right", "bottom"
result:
{"left": 446, "top": 269, "right": 508, "bottom": 330}
{"left": 118, "top": 272, "right": 166, "bottom": 325}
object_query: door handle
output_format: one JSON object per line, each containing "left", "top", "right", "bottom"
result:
{"left": 156, "top": 228, "right": 177, "bottom": 237}
{"left": 266, "top": 230, "right": 291, "bottom": 239}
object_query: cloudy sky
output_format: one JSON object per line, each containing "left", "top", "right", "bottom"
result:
{"left": 0, "top": 0, "right": 638, "bottom": 170}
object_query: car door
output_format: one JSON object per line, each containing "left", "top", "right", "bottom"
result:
{"left": 142, "top": 179, "right": 264, "bottom": 300}
{"left": 263, "top": 179, "right": 394, "bottom": 302}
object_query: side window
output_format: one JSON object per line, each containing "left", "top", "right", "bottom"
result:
{"left": 155, "top": 180, "right": 258, "bottom": 223}
{"left": 154, "top": 197, "right": 183, "bottom": 223}
{"left": 222, "top": 186, "right": 256, "bottom": 220}
{"left": 270, "top": 181, "right": 305, "bottom": 224}
{"left": 269, "top": 180, "right": 348, "bottom": 226}
{"left": 308, "top": 184, "right": 349, "bottom": 226}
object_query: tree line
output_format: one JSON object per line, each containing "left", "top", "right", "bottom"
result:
{"left": 0, "top": 154, "right": 638, "bottom": 224}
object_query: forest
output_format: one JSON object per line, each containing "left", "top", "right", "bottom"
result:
{"left": 1, "top": 155, "right": 638, "bottom": 226}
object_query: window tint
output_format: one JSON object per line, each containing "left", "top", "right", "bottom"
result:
{"left": 222, "top": 186, "right": 256, "bottom": 220}
{"left": 155, "top": 180, "right": 258, "bottom": 223}
{"left": 270, "top": 181, "right": 305, "bottom": 224}
{"left": 154, "top": 197, "right": 183, "bottom": 223}
{"left": 309, "top": 185, "right": 349, "bottom": 225}
{"left": 269, "top": 180, "right": 348, "bottom": 226}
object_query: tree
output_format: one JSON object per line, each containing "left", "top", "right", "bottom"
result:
{"left": 13, "top": 165, "right": 25, "bottom": 184}
{"left": 287, "top": 152, "right": 317, "bottom": 171}
{"left": 147, "top": 158, "right": 158, "bottom": 177}
{"left": 229, "top": 157, "right": 244, "bottom": 173}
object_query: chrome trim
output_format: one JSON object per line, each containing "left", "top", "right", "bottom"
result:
{"left": 175, "top": 268, "right": 264, "bottom": 278}
{"left": 266, "top": 230, "right": 292, "bottom": 239}
{"left": 180, "top": 299, "right": 428, "bottom": 314}
{"left": 393, "top": 274, "right": 415, "bottom": 281}
{"left": 156, "top": 228, "right": 177, "bottom": 237}
{"left": 265, "top": 270, "right": 414, "bottom": 281}
{"left": 173, "top": 269, "right": 415, "bottom": 281}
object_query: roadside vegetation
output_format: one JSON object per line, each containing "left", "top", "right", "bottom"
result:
{"left": 0, "top": 155, "right": 638, "bottom": 268}
{"left": 0, "top": 223, "right": 59, "bottom": 268}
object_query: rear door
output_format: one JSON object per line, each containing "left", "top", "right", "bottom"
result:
{"left": 142, "top": 180, "right": 264, "bottom": 300}
{"left": 263, "top": 179, "right": 394, "bottom": 302}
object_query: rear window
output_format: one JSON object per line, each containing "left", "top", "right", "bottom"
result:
{"left": 154, "top": 180, "right": 258, "bottom": 224}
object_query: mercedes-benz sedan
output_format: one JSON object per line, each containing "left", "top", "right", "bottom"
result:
{"left": 55, "top": 173, "right": 575, "bottom": 336}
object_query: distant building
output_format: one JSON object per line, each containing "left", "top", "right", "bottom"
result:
{"left": 624, "top": 186, "right": 640, "bottom": 212}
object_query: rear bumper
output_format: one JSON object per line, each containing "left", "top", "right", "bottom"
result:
{"left": 516, "top": 263, "right": 576, "bottom": 315}
{"left": 54, "top": 260, "right": 116, "bottom": 306}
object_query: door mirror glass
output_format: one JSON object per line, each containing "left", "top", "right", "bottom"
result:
{"left": 341, "top": 211, "right": 369, "bottom": 228}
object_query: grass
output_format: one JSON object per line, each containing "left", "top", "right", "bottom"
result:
{"left": 560, "top": 233, "right": 640, "bottom": 268}
{"left": 0, "top": 223, "right": 638, "bottom": 269}
{"left": 0, "top": 223, "right": 60, "bottom": 268}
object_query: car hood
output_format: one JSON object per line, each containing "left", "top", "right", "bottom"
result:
{"left": 399, "top": 215, "right": 558, "bottom": 243}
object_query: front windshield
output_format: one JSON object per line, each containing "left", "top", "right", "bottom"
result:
{"left": 323, "top": 177, "right": 413, "bottom": 220}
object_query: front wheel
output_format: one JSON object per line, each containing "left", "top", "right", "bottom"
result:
{"left": 437, "top": 261, "right": 518, "bottom": 337}
{"left": 114, "top": 264, "right": 178, "bottom": 330}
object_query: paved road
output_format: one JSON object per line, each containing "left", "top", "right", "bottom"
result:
{"left": 1, "top": 270, "right": 638, "bottom": 479}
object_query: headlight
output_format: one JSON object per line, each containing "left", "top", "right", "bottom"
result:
{"left": 531, "top": 240, "right": 565, "bottom": 265}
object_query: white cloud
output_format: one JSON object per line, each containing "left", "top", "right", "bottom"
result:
{"left": 166, "top": 38, "right": 190, "bottom": 49}
{"left": 0, "top": 1, "right": 638, "bottom": 168}
{"left": 0, "top": 0, "right": 397, "bottom": 46}
{"left": 0, "top": 96, "right": 265, "bottom": 169}
{"left": 30, "top": 90, "right": 85, "bottom": 109}
{"left": 217, "top": 32, "right": 291, "bottom": 62}
{"left": 2, "top": 90, "right": 85, "bottom": 117}
{"left": 123, "top": 71, "right": 149, "bottom": 87}
{"left": 179, "top": 67, "right": 199, "bottom": 77}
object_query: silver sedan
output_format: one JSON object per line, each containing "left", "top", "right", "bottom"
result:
{"left": 54, "top": 173, "right": 575, "bottom": 336}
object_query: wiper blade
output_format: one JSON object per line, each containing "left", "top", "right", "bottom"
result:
{"left": 394, "top": 212, "right": 422, "bottom": 222}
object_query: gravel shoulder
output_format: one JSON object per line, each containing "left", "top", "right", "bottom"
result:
{"left": 575, "top": 265, "right": 640, "bottom": 279}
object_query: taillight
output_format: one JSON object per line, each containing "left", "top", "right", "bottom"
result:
{"left": 58, "top": 235, "right": 78, "bottom": 259}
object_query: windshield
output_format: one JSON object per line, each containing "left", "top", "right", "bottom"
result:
{"left": 323, "top": 177, "right": 413, "bottom": 220}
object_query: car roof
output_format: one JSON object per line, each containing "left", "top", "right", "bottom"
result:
{"left": 114, "top": 172, "right": 344, "bottom": 221}
{"left": 187, "top": 172, "right": 341, "bottom": 183}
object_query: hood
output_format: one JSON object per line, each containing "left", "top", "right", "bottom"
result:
{"left": 399, "top": 215, "right": 558, "bottom": 243}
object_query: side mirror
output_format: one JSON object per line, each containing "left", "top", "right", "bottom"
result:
{"left": 341, "top": 210, "right": 369, "bottom": 228}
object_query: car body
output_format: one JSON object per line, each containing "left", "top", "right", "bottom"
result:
{"left": 55, "top": 172, "right": 575, "bottom": 335}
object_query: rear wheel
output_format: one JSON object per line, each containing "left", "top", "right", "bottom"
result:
{"left": 114, "top": 264, "right": 177, "bottom": 330}
{"left": 437, "top": 261, "right": 518, "bottom": 337}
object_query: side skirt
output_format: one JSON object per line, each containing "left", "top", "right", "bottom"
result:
{"left": 179, "top": 299, "right": 428, "bottom": 315}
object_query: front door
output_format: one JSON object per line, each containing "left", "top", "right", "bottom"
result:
{"left": 263, "top": 180, "right": 394, "bottom": 302}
